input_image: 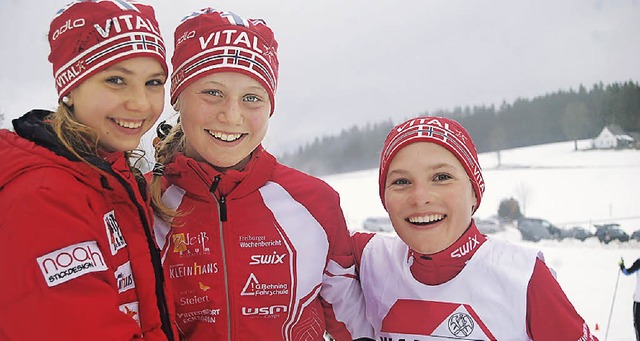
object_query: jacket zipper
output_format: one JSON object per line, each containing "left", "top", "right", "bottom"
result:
{"left": 209, "top": 176, "right": 231, "bottom": 341}
{"left": 111, "top": 173, "right": 175, "bottom": 341}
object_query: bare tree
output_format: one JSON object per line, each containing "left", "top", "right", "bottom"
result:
{"left": 562, "top": 102, "right": 591, "bottom": 151}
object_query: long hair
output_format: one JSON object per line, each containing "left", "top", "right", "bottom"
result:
{"left": 149, "top": 121, "right": 186, "bottom": 223}
{"left": 48, "top": 103, "right": 147, "bottom": 182}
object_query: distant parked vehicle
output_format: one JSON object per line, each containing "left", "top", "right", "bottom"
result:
{"left": 559, "top": 226, "right": 593, "bottom": 241}
{"left": 363, "top": 216, "right": 394, "bottom": 232}
{"left": 475, "top": 217, "right": 504, "bottom": 234}
{"left": 517, "top": 217, "right": 561, "bottom": 242}
{"left": 631, "top": 230, "right": 640, "bottom": 242}
{"left": 594, "top": 223, "right": 629, "bottom": 244}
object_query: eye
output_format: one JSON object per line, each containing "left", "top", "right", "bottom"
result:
{"left": 390, "top": 178, "right": 411, "bottom": 186}
{"left": 434, "top": 173, "right": 453, "bottom": 181}
{"left": 202, "top": 89, "right": 223, "bottom": 97}
{"left": 106, "top": 76, "right": 125, "bottom": 85}
{"left": 146, "top": 78, "right": 165, "bottom": 86}
{"left": 243, "top": 94, "right": 262, "bottom": 103}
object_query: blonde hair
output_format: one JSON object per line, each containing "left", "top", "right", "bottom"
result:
{"left": 48, "top": 103, "right": 147, "bottom": 182}
{"left": 149, "top": 121, "right": 186, "bottom": 223}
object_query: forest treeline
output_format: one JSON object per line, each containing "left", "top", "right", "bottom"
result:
{"left": 279, "top": 81, "right": 640, "bottom": 176}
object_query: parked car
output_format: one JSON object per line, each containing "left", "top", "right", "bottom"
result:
{"left": 363, "top": 216, "right": 394, "bottom": 232}
{"left": 594, "top": 223, "right": 629, "bottom": 244}
{"left": 517, "top": 217, "right": 562, "bottom": 242}
{"left": 559, "top": 226, "right": 593, "bottom": 241}
{"left": 475, "top": 217, "right": 504, "bottom": 234}
{"left": 631, "top": 229, "right": 640, "bottom": 242}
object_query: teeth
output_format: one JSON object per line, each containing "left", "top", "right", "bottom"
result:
{"left": 113, "top": 118, "right": 143, "bottom": 129}
{"left": 408, "top": 214, "right": 445, "bottom": 224}
{"left": 208, "top": 130, "right": 242, "bottom": 142}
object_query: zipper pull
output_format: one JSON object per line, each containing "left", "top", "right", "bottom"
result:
{"left": 209, "top": 175, "right": 221, "bottom": 194}
{"left": 219, "top": 195, "right": 227, "bottom": 222}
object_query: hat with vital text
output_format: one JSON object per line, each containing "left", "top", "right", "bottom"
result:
{"left": 48, "top": 0, "right": 167, "bottom": 100}
{"left": 170, "top": 8, "right": 279, "bottom": 114}
{"left": 379, "top": 116, "right": 485, "bottom": 212}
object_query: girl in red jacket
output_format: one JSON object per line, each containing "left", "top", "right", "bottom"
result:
{"left": 149, "top": 7, "right": 373, "bottom": 341}
{"left": 352, "top": 116, "right": 597, "bottom": 340}
{"left": 0, "top": 1, "right": 176, "bottom": 340}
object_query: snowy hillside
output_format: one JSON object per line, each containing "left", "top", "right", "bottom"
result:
{"left": 321, "top": 140, "right": 640, "bottom": 340}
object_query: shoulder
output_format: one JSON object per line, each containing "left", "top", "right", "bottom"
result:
{"left": 271, "top": 163, "right": 339, "bottom": 200}
{"left": 3, "top": 166, "right": 92, "bottom": 199}
{"left": 472, "top": 238, "right": 544, "bottom": 274}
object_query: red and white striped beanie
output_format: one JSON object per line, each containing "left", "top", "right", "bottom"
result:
{"left": 170, "top": 8, "right": 279, "bottom": 115}
{"left": 379, "top": 116, "right": 485, "bottom": 212}
{"left": 48, "top": 0, "right": 167, "bottom": 100}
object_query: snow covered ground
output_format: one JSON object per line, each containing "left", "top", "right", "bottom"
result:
{"left": 321, "top": 139, "right": 640, "bottom": 340}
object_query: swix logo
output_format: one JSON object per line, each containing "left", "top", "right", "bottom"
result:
{"left": 450, "top": 235, "right": 480, "bottom": 258}
{"left": 37, "top": 241, "right": 108, "bottom": 287}
{"left": 241, "top": 305, "right": 287, "bottom": 316}
{"left": 51, "top": 18, "right": 85, "bottom": 40}
{"left": 249, "top": 251, "right": 286, "bottom": 265}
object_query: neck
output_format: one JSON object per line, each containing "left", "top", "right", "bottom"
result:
{"left": 409, "top": 220, "right": 487, "bottom": 285}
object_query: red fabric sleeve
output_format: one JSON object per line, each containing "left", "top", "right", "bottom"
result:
{"left": 352, "top": 231, "right": 376, "bottom": 272}
{"left": 527, "top": 258, "right": 598, "bottom": 340}
{"left": 0, "top": 171, "right": 142, "bottom": 340}
{"left": 318, "top": 196, "right": 374, "bottom": 340}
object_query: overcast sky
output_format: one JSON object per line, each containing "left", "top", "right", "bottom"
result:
{"left": 1, "top": 0, "right": 638, "bottom": 155}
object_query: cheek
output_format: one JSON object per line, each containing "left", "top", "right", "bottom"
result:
{"left": 150, "top": 93, "right": 165, "bottom": 114}
{"left": 247, "top": 113, "right": 269, "bottom": 134}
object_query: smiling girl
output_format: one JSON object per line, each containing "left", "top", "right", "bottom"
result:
{"left": 148, "top": 8, "right": 372, "bottom": 341}
{"left": 0, "top": 1, "right": 176, "bottom": 340}
{"left": 352, "top": 116, "right": 597, "bottom": 340}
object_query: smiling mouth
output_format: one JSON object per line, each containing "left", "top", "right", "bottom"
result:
{"left": 206, "top": 130, "right": 244, "bottom": 142}
{"left": 406, "top": 214, "right": 446, "bottom": 226}
{"left": 111, "top": 118, "right": 143, "bottom": 129}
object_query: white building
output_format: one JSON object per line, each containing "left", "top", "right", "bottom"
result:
{"left": 593, "top": 124, "right": 636, "bottom": 149}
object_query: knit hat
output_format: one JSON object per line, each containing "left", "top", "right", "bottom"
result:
{"left": 48, "top": 0, "right": 167, "bottom": 100}
{"left": 170, "top": 8, "right": 279, "bottom": 114}
{"left": 379, "top": 116, "right": 485, "bottom": 212}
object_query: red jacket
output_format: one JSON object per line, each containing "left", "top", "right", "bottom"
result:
{"left": 0, "top": 110, "right": 177, "bottom": 341}
{"left": 352, "top": 222, "right": 597, "bottom": 340}
{"left": 153, "top": 148, "right": 373, "bottom": 340}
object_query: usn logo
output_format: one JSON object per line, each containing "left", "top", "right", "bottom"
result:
{"left": 241, "top": 305, "right": 287, "bottom": 317}
{"left": 37, "top": 240, "right": 108, "bottom": 287}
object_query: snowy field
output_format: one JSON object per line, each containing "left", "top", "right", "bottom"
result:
{"left": 321, "top": 140, "right": 640, "bottom": 340}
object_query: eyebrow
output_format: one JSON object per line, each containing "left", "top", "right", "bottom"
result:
{"left": 103, "top": 65, "right": 166, "bottom": 78}
{"left": 201, "top": 81, "right": 268, "bottom": 94}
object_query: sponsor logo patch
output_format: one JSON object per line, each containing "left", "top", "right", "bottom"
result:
{"left": 119, "top": 301, "right": 141, "bottom": 326}
{"left": 37, "top": 240, "right": 108, "bottom": 287}
{"left": 115, "top": 261, "right": 136, "bottom": 293}
{"left": 240, "top": 273, "right": 288, "bottom": 296}
{"left": 104, "top": 210, "right": 126, "bottom": 255}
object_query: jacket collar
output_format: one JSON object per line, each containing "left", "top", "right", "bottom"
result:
{"left": 164, "top": 145, "right": 277, "bottom": 200}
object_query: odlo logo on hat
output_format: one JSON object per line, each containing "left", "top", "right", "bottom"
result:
{"left": 48, "top": 0, "right": 167, "bottom": 99}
